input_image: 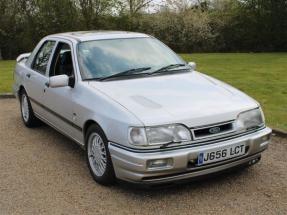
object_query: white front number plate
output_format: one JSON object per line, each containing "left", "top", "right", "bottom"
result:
{"left": 197, "top": 143, "right": 246, "bottom": 166}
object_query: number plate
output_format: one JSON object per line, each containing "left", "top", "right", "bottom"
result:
{"left": 197, "top": 143, "right": 246, "bottom": 166}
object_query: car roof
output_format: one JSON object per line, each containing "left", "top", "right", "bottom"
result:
{"left": 49, "top": 31, "right": 150, "bottom": 42}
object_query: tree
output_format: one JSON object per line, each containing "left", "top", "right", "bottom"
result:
{"left": 0, "top": 0, "right": 287, "bottom": 59}
{"left": 125, "top": 0, "right": 152, "bottom": 16}
{"left": 77, "top": 0, "right": 118, "bottom": 28}
{"left": 0, "top": 0, "right": 20, "bottom": 59}
{"left": 119, "top": 0, "right": 152, "bottom": 30}
{"left": 165, "top": 0, "right": 210, "bottom": 12}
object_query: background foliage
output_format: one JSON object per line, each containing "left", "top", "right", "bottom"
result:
{"left": 0, "top": 0, "right": 287, "bottom": 59}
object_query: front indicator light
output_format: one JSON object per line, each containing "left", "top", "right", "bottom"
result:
{"left": 147, "top": 158, "right": 173, "bottom": 170}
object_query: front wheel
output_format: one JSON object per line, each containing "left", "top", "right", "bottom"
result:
{"left": 86, "top": 124, "right": 116, "bottom": 185}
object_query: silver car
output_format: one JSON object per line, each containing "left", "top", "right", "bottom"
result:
{"left": 13, "top": 31, "right": 272, "bottom": 186}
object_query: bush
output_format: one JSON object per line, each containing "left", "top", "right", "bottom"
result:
{"left": 0, "top": 0, "right": 287, "bottom": 59}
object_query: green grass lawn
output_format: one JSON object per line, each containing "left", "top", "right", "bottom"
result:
{"left": 0, "top": 53, "right": 286, "bottom": 130}
{"left": 182, "top": 53, "right": 287, "bottom": 131}
{"left": 0, "top": 60, "right": 15, "bottom": 93}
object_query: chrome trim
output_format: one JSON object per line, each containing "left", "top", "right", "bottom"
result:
{"left": 34, "top": 112, "right": 85, "bottom": 148}
{"left": 109, "top": 127, "right": 271, "bottom": 183}
{"left": 190, "top": 127, "right": 265, "bottom": 145}
{"left": 190, "top": 120, "right": 234, "bottom": 129}
{"left": 109, "top": 126, "right": 266, "bottom": 153}
{"left": 191, "top": 120, "right": 235, "bottom": 140}
{"left": 141, "top": 153, "right": 262, "bottom": 183}
{"left": 30, "top": 97, "right": 82, "bottom": 131}
{"left": 189, "top": 119, "right": 266, "bottom": 146}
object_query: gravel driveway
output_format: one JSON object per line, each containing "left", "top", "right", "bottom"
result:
{"left": 0, "top": 99, "right": 286, "bottom": 215}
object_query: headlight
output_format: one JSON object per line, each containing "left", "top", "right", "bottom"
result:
{"left": 235, "top": 108, "right": 264, "bottom": 131}
{"left": 128, "top": 124, "right": 191, "bottom": 146}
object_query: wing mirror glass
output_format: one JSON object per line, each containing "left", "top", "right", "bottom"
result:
{"left": 47, "top": 75, "right": 70, "bottom": 88}
{"left": 188, "top": 62, "right": 196, "bottom": 70}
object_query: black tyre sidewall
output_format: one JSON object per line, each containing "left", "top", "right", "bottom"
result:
{"left": 85, "top": 124, "right": 116, "bottom": 185}
{"left": 20, "top": 90, "right": 40, "bottom": 127}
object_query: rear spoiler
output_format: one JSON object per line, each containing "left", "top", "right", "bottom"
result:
{"left": 16, "top": 53, "right": 31, "bottom": 63}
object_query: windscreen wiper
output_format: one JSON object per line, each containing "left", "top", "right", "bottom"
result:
{"left": 98, "top": 67, "right": 151, "bottom": 81}
{"left": 160, "top": 140, "right": 182, "bottom": 149}
{"left": 149, "top": 63, "right": 188, "bottom": 75}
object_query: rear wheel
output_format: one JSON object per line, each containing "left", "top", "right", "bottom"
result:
{"left": 20, "top": 90, "right": 41, "bottom": 127}
{"left": 86, "top": 124, "right": 116, "bottom": 185}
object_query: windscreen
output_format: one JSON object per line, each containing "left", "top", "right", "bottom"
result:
{"left": 77, "top": 37, "right": 185, "bottom": 80}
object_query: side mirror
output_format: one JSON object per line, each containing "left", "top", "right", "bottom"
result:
{"left": 47, "top": 75, "right": 69, "bottom": 88}
{"left": 188, "top": 62, "right": 196, "bottom": 70}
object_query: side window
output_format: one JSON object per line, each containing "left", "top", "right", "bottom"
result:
{"left": 32, "top": 41, "right": 56, "bottom": 75}
{"left": 50, "top": 42, "right": 74, "bottom": 77}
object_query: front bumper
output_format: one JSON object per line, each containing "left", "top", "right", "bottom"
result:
{"left": 109, "top": 127, "right": 272, "bottom": 184}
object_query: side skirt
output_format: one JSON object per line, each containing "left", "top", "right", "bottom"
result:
{"left": 34, "top": 112, "right": 85, "bottom": 149}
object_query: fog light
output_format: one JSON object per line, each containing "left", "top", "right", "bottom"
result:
{"left": 147, "top": 158, "right": 173, "bottom": 170}
{"left": 262, "top": 135, "right": 269, "bottom": 141}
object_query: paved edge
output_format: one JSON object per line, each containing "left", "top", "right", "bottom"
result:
{"left": 0, "top": 93, "right": 286, "bottom": 138}
{"left": 0, "top": 93, "right": 15, "bottom": 99}
{"left": 272, "top": 128, "right": 287, "bottom": 138}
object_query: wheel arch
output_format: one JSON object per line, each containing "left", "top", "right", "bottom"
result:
{"left": 18, "top": 85, "right": 25, "bottom": 100}
{"left": 83, "top": 119, "right": 107, "bottom": 145}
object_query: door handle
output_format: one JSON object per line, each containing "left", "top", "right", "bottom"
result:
{"left": 44, "top": 82, "right": 49, "bottom": 93}
{"left": 26, "top": 73, "right": 31, "bottom": 78}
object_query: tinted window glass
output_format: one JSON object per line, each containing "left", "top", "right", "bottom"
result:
{"left": 32, "top": 41, "right": 56, "bottom": 74}
{"left": 77, "top": 38, "right": 185, "bottom": 80}
{"left": 50, "top": 43, "right": 74, "bottom": 77}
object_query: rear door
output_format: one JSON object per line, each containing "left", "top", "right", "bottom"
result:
{"left": 24, "top": 40, "right": 56, "bottom": 115}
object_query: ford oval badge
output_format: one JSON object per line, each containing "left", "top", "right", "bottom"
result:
{"left": 209, "top": 127, "right": 221, "bottom": 134}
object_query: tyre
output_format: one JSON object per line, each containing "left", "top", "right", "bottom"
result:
{"left": 86, "top": 124, "right": 116, "bottom": 185}
{"left": 20, "top": 89, "right": 41, "bottom": 127}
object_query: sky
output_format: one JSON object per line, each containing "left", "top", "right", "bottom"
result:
{"left": 146, "top": 0, "right": 166, "bottom": 13}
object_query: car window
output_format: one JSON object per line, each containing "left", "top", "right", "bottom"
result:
{"left": 50, "top": 42, "right": 74, "bottom": 77}
{"left": 32, "top": 40, "right": 56, "bottom": 75}
{"left": 77, "top": 37, "right": 185, "bottom": 80}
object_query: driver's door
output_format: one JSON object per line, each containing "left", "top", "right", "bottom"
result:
{"left": 42, "top": 40, "right": 81, "bottom": 141}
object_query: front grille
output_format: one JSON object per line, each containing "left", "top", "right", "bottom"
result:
{"left": 191, "top": 121, "right": 235, "bottom": 140}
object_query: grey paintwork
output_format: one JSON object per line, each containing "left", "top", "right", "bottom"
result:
{"left": 13, "top": 31, "right": 272, "bottom": 183}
